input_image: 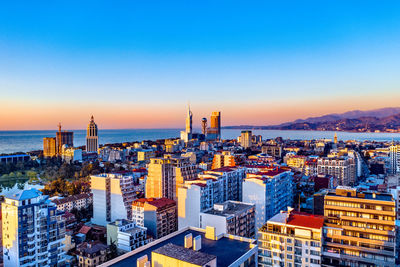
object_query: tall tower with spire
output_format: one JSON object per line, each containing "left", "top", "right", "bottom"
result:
{"left": 185, "top": 104, "right": 193, "bottom": 134}
{"left": 334, "top": 132, "right": 338, "bottom": 144}
{"left": 86, "top": 115, "right": 99, "bottom": 153}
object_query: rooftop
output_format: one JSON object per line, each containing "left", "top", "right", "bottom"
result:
{"left": 208, "top": 166, "right": 237, "bottom": 173}
{"left": 153, "top": 243, "right": 216, "bottom": 265}
{"left": 5, "top": 188, "right": 42, "bottom": 201}
{"left": 132, "top": 198, "right": 176, "bottom": 209}
{"left": 52, "top": 193, "right": 92, "bottom": 205}
{"left": 101, "top": 227, "right": 255, "bottom": 267}
{"left": 267, "top": 211, "right": 324, "bottom": 230}
{"left": 202, "top": 201, "right": 254, "bottom": 217}
{"left": 0, "top": 154, "right": 30, "bottom": 159}
{"left": 76, "top": 241, "right": 108, "bottom": 256}
{"left": 327, "top": 187, "right": 394, "bottom": 202}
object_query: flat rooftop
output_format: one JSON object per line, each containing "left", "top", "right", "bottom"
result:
{"left": 202, "top": 201, "right": 254, "bottom": 217}
{"left": 153, "top": 243, "right": 216, "bottom": 265}
{"left": 101, "top": 228, "right": 255, "bottom": 267}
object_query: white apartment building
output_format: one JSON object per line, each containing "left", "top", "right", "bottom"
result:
{"left": 199, "top": 200, "right": 256, "bottom": 238}
{"left": 243, "top": 168, "right": 293, "bottom": 230}
{"left": 390, "top": 144, "right": 400, "bottom": 174}
{"left": 177, "top": 167, "right": 246, "bottom": 229}
{"left": 52, "top": 193, "right": 93, "bottom": 212}
{"left": 2, "top": 189, "right": 66, "bottom": 267}
{"left": 91, "top": 173, "right": 138, "bottom": 226}
{"left": 258, "top": 209, "right": 324, "bottom": 267}
{"left": 317, "top": 157, "right": 356, "bottom": 186}
{"left": 107, "top": 219, "right": 151, "bottom": 253}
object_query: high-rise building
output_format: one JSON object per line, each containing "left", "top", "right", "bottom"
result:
{"left": 258, "top": 209, "right": 324, "bottom": 267}
{"left": 91, "top": 173, "right": 138, "bottom": 226}
{"left": 56, "top": 123, "right": 73, "bottom": 155}
{"left": 2, "top": 189, "right": 66, "bottom": 267}
{"left": 210, "top": 111, "right": 221, "bottom": 139}
{"left": 261, "top": 143, "right": 283, "bottom": 158}
{"left": 145, "top": 155, "right": 197, "bottom": 200}
{"left": 185, "top": 105, "right": 192, "bottom": 134}
{"left": 390, "top": 144, "right": 400, "bottom": 174}
{"left": 211, "top": 151, "right": 237, "bottom": 169}
{"left": 201, "top": 117, "right": 207, "bottom": 135}
{"left": 43, "top": 137, "right": 57, "bottom": 157}
{"left": 132, "top": 198, "right": 178, "bottom": 239}
{"left": 178, "top": 167, "right": 246, "bottom": 229}
{"left": 240, "top": 130, "right": 252, "bottom": 149}
{"left": 180, "top": 105, "right": 193, "bottom": 142}
{"left": 323, "top": 187, "right": 396, "bottom": 266}
{"left": 317, "top": 157, "right": 356, "bottom": 185}
{"left": 199, "top": 200, "right": 256, "bottom": 238}
{"left": 242, "top": 168, "right": 294, "bottom": 229}
{"left": 86, "top": 115, "right": 99, "bottom": 153}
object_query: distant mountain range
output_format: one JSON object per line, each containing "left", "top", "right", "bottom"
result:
{"left": 224, "top": 107, "right": 400, "bottom": 132}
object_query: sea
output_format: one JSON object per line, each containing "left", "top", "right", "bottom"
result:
{"left": 0, "top": 129, "right": 400, "bottom": 154}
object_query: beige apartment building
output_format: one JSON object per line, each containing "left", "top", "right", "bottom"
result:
{"left": 322, "top": 187, "right": 396, "bottom": 267}
{"left": 145, "top": 154, "right": 197, "bottom": 200}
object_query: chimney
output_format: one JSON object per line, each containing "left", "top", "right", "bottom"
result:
{"left": 193, "top": 235, "right": 202, "bottom": 251}
{"left": 184, "top": 233, "right": 193, "bottom": 248}
{"left": 205, "top": 226, "right": 216, "bottom": 240}
{"left": 137, "top": 255, "right": 149, "bottom": 267}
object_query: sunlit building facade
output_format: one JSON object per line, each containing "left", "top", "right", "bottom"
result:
{"left": 146, "top": 154, "right": 197, "bottom": 200}
{"left": 243, "top": 168, "right": 294, "bottom": 230}
{"left": 322, "top": 187, "right": 396, "bottom": 267}
{"left": 2, "top": 189, "right": 66, "bottom": 267}
{"left": 91, "top": 173, "right": 138, "bottom": 226}
{"left": 43, "top": 137, "right": 57, "bottom": 157}
{"left": 86, "top": 115, "right": 99, "bottom": 153}
{"left": 258, "top": 209, "right": 324, "bottom": 267}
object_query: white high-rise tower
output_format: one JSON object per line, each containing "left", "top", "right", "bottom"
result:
{"left": 180, "top": 104, "right": 193, "bottom": 142}
{"left": 185, "top": 104, "right": 193, "bottom": 134}
{"left": 86, "top": 115, "right": 99, "bottom": 153}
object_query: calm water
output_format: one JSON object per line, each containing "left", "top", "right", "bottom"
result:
{"left": 0, "top": 129, "right": 399, "bottom": 154}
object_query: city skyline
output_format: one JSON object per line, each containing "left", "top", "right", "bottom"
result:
{"left": 1, "top": 1, "right": 400, "bottom": 130}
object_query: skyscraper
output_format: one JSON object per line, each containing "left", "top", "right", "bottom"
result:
{"left": 210, "top": 111, "right": 221, "bottom": 139}
{"left": 180, "top": 105, "right": 193, "bottom": 142}
{"left": 185, "top": 105, "right": 192, "bottom": 134}
{"left": 43, "top": 137, "right": 57, "bottom": 157}
{"left": 240, "top": 130, "right": 252, "bottom": 149}
{"left": 2, "top": 189, "right": 67, "bottom": 266}
{"left": 56, "top": 123, "right": 73, "bottom": 155}
{"left": 86, "top": 115, "right": 99, "bottom": 153}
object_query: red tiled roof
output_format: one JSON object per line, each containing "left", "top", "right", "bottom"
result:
{"left": 287, "top": 212, "right": 324, "bottom": 229}
{"left": 253, "top": 168, "right": 289, "bottom": 177}
{"left": 62, "top": 211, "right": 76, "bottom": 220}
{"left": 79, "top": 225, "right": 92, "bottom": 235}
{"left": 209, "top": 167, "right": 236, "bottom": 172}
{"left": 132, "top": 197, "right": 176, "bottom": 209}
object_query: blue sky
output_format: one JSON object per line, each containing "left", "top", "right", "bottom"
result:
{"left": 1, "top": 1, "right": 400, "bottom": 129}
